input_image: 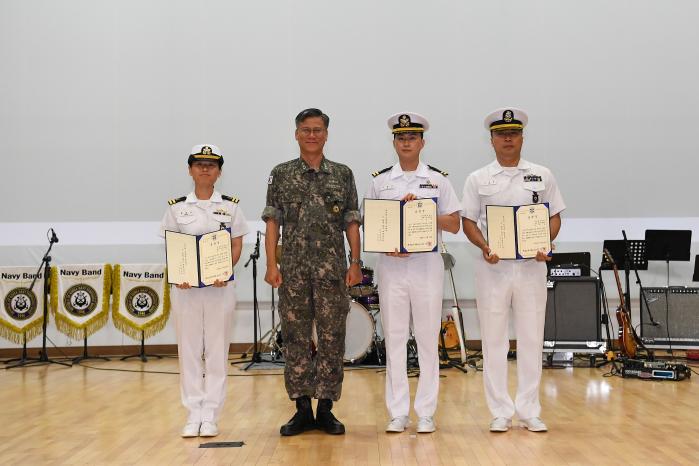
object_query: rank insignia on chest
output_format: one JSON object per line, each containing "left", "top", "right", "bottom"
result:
{"left": 524, "top": 174, "right": 542, "bottom": 182}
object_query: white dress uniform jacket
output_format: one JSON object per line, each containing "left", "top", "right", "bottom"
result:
{"left": 161, "top": 190, "right": 249, "bottom": 424}
{"left": 366, "top": 162, "right": 461, "bottom": 419}
{"left": 461, "top": 159, "right": 565, "bottom": 420}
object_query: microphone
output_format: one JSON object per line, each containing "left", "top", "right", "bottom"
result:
{"left": 48, "top": 228, "right": 59, "bottom": 244}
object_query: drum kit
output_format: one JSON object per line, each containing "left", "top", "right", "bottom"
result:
{"left": 344, "top": 266, "right": 385, "bottom": 364}
{"left": 265, "top": 266, "right": 388, "bottom": 365}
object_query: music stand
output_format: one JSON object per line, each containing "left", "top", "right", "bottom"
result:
{"left": 600, "top": 240, "right": 648, "bottom": 271}
{"left": 693, "top": 255, "right": 699, "bottom": 282}
{"left": 645, "top": 229, "right": 692, "bottom": 287}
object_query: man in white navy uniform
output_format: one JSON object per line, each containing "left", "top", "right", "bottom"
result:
{"left": 365, "top": 112, "right": 461, "bottom": 434}
{"left": 161, "top": 144, "right": 250, "bottom": 438}
{"left": 461, "top": 108, "right": 564, "bottom": 433}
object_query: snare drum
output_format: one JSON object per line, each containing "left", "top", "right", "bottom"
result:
{"left": 348, "top": 284, "right": 377, "bottom": 298}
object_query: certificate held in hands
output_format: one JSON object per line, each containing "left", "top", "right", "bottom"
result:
{"left": 486, "top": 203, "right": 551, "bottom": 259}
{"left": 363, "top": 198, "right": 438, "bottom": 253}
{"left": 165, "top": 228, "right": 234, "bottom": 287}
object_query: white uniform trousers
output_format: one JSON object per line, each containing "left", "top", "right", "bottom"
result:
{"left": 376, "top": 253, "right": 444, "bottom": 418}
{"left": 475, "top": 258, "right": 547, "bottom": 420}
{"left": 171, "top": 285, "right": 236, "bottom": 423}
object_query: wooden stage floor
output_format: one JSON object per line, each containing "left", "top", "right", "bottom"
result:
{"left": 1, "top": 356, "right": 697, "bottom": 465}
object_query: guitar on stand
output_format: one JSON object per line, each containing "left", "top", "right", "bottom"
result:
{"left": 603, "top": 248, "right": 650, "bottom": 359}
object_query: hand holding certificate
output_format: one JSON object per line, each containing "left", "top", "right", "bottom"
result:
{"left": 486, "top": 203, "right": 551, "bottom": 260}
{"left": 363, "top": 198, "right": 438, "bottom": 253}
{"left": 165, "top": 229, "right": 234, "bottom": 287}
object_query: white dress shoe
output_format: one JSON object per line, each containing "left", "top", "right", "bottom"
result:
{"left": 520, "top": 417, "right": 548, "bottom": 432}
{"left": 416, "top": 416, "right": 436, "bottom": 433}
{"left": 199, "top": 421, "right": 219, "bottom": 437}
{"left": 181, "top": 422, "right": 200, "bottom": 438}
{"left": 489, "top": 417, "right": 512, "bottom": 432}
{"left": 385, "top": 416, "right": 410, "bottom": 433}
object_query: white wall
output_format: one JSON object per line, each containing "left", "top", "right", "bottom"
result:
{"left": 1, "top": 1, "right": 698, "bottom": 348}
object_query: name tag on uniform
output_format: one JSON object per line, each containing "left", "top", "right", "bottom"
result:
{"left": 419, "top": 183, "right": 438, "bottom": 189}
{"left": 212, "top": 214, "right": 232, "bottom": 222}
{"left": 379, "top": 184, "right": 394, "bottom": 191}
{"left": 523, "top": 174, "right": 542, "bottom": 182}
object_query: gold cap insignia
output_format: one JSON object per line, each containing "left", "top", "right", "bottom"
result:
{"left": 399, "top": 114, "right": 411, "bottom": 127}
{"left": 202, "top": 146, "right": 212, "bottom": 155}
{"left": 503, "top": 110, "right": 513, "bottom": 122}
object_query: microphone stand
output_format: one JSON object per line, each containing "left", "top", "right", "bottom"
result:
{"left": 621, "top": 230, "right": 654, "bottom": 360}
{"left": 233, "top": 231, "right": 262, "bottom": 370}
{"left": 7, "top": 229, "right": 72, "bottom": 369}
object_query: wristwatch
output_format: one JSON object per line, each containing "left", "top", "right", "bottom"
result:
{"left": 348, "top": 255, "right": 363, "bottom": 266}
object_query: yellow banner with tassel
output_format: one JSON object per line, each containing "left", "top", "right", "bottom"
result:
{"left": 50, "top": 264, "right": 112, "bottom": 340}
{"left": 0, "top": 266, "right": 47, "bottom": 344}
{"left": 111, "top": 264, "right": 170, "bottom": 340}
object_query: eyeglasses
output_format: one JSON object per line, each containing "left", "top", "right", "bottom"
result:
{"left": 298, "top": 127, "right": 326, "bottom": 137}
{"left": 191, "top": 162, "right": 218, "bottom": 170}
{"left": 492, "top": 130, "right": 523, "bottom": 139}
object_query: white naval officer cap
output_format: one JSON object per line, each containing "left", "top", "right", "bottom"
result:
{"left": 387, "top": 112, "right": 430, "bottom": 134}
{"left": 484, "top": 107, "right": 528, "bottom": 132}
{"left": 188, "top": 144, "right": 224, "bottom": 167}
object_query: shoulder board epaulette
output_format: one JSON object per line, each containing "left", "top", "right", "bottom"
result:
{"left": 168, "top": 196, "right": 186, "bottom": 206}
{"left": 428, "top": 165, "right": 448, "bottom": 176}
{"left": 222, "top": 195, "right": 240, "bottom": 203}
{"left": 371, "top": 166, "right": 392, "bottom": 178}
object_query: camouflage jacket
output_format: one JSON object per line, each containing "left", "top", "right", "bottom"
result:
{"left": 262, "top": 156, "right": 361, "bottom": 280}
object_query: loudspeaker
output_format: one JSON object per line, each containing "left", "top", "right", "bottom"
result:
{"left": 640, "top": 287, "right": 699, "bottom": 348}
{"left": 545, "top": 277, "right": 601, "bottom": 343}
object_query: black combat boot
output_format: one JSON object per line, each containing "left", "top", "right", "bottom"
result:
{"left": 316, "top": 399, "right": 345, "bottom": 435}
{"left": 280, "top": 396, "right": 315, "bottom": 436}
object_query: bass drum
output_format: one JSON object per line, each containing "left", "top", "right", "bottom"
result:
{"left": 312, "top": 300, "right": 379, "bottom": 364}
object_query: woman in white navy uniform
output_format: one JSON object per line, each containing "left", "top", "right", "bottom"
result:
{"left": 161, "top": 144, "right": 249, "bottom": 438}
{"left": 365, "top": 113, "right": 461, "bottom": 434}
{"left": 461, "top": 108, "right": 565, "bottom": 433}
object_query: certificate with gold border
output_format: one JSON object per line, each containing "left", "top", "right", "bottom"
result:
{"left": 165, "top": 228, "right": 234, "bottom": 287}
{"left": 363, "top": 198, "right": 438, "bottom": 253}
{"left": 486, "top": 203, "right": 551, "bottom": 260}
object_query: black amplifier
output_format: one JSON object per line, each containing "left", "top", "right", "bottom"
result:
{"left": 640, "top": 287, "right": 699, "bottom": 349}
{"left": 621, "top": 359, "right": 691, "bottom": 381}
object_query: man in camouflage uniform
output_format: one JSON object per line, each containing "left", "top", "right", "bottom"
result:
{"left": 262, "top": 108, "right": 362, "bottom": 436}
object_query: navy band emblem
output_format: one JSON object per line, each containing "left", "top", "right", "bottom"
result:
{"left": 125, "top": 286, "right": 159, "bottom": 318}
{"left": 4, "top": 287, "right": 38, "bottom": 321}
{"left": 63, "top": 284, "right": 98, "bottom": 317}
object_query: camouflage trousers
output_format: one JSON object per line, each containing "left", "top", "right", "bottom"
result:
{"left": 279, "top": 277, "right": 350, "bottom": 401}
